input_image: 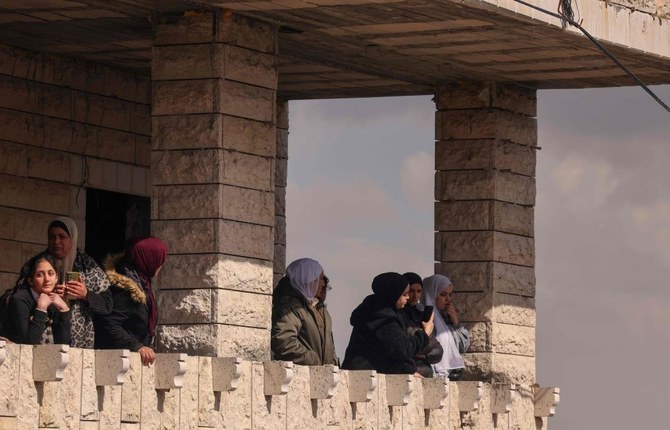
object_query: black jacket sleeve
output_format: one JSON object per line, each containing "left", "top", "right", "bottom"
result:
{"left": 375, "top": 317, "right": 429, "bottom": 362}
{"left": 51, "top": 309, "right": 72, "bottom": 345}
{"left": 86, "top": 288, "right": 113, "bottom": 316}
{"left": 96, "top": 288, "right": 144, "bottom": 351}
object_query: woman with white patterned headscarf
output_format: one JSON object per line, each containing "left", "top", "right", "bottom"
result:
{"left": 271, "top": 258, "right": 338, "bottom": 365}
{"left": 422, "top": 274, "right": 470, "bottom": 379}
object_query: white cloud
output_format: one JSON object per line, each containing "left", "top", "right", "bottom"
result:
{"left": 551, "top": 156, "right": 619, "bottom": 211}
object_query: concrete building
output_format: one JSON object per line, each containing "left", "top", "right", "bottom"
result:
{"left": 0, "top": 0, "right": 668, "bottom": 427}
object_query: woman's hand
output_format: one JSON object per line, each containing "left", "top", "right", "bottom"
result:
{"left": 36, "top": 293, "right": 52, "bottom": 311}
{"left": 445, "top": 303, "right": 459, "bottom": 325}
{"left": 49, "top": 293, "right": 69, "bottom": 312}
{"left": 53, "top": 283, "right": 66, "bottom": 296}
{"left": 421, "top": 311, "right": 435, "bottom": 336}
{"left": 65, "top": 280, "right": 88, "bottom": 300}
{"left": 138, "top": 346, "right": 156, "bottom": 365}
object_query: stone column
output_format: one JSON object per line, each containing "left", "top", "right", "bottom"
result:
{"left": 274, "top": 99, "right": 289, "bottom": 286}
{"left": 434, "top": 81, "right": 537, "bottom": 384}
{"left": 151, "top": 11, "right": 278, "bottom": 360}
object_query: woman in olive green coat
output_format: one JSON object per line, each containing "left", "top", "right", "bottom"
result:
{"left": 271, "top": 258, "right": 338, "bottom": 366}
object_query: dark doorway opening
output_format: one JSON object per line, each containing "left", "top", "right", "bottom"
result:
{"left": 85, "top": 188, "right": 150, "bottom": 265}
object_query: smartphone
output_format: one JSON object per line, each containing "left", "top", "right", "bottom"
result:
{"left": 65, "top": 271, "right": 80, "bottom": 283}
{"left": 421, "top": 305, "right": 434, "bottom": 323}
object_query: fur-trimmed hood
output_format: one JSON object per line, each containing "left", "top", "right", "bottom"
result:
{"left": 103, "top": 254, "right": 146, "bottom": 304}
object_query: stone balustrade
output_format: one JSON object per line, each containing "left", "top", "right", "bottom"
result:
{"left": 0, "top": 342, "right": 559, "bottom": 429}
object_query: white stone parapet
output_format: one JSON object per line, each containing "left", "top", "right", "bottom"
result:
{"left": 211, "top": 356, "right": 243, "bottom": 392}
{"left": 94, "top": 349, "right": 130, "bottom": 386}
{"left": 0, "top": 344, "right": 560, "bottom": 428}
{"left": 309, "top": 364, "right": 340, "bottom": 399}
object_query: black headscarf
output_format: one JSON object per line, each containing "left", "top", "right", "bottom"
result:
{"left": 402, "top": 272, "right": 423, "bottom": 286}
{"left": 371, "top": 272, "right": 409, "bottom": 308}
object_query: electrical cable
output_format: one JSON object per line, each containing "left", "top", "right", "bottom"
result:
{"left": 511, "top": 0, "right": 670, "bottom": 113}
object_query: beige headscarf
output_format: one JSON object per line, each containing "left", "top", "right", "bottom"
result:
{"left": 47, "top": 216, "right": 79, "bottom": 277}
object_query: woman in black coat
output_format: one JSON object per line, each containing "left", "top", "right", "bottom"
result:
{"left": 1, "top": 254, "right": 71, "bottom": 345}
{"left": 95, "top": 237, "right": 167, "bottom": 365}
{"left": 341, "top": 272, "right": 434, "bottom": 375}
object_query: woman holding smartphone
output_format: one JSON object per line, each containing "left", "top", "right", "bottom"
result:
{"left": 422, "top": 274, "right": 470, "bottom": 380}
{"left": 17, "top": 217, "right": 112, "bottom": 348}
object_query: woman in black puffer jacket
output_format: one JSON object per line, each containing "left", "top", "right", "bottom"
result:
{"left": 342, "top": 272, "right": 434, "bottom": 375}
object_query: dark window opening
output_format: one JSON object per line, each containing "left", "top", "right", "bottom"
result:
{"left": 85, "top": 188, "right": 150, "bottom": 265}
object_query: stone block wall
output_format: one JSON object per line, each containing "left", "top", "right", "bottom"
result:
{"left": 0, "top": 44, "right": 151, "bottom": 292}
{"left": 0, "top": 340, "right": 559, "bottom": 429}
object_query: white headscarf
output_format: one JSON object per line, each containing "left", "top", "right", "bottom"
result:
{"left": 422, "top": 274, "right": 465, "bottom": 375}
{"left": 286, "top": 258, "right": 323, "bottom": 304}
{"left": 48, "top": 216, "right": 79, "bottom": 276}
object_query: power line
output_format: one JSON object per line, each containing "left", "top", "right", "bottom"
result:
{"left": 511, "top": 0, "right": 670, "bottom": 113}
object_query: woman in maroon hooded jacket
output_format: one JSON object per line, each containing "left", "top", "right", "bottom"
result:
{"left": 95, "top": 237, "right": 167, "bottom": 365}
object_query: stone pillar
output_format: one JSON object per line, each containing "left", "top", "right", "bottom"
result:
{"left": 274, "top": 99, "right": 289, "bottom": 286}
{"left": 151, "top": 11, "right": 278, "bottom": 360}
{"left": 434, "top": 81, "right": 537, "bottom": 384}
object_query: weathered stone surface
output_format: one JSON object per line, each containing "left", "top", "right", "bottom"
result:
{"left": 385, "top": 374, "right": 413, "bottom": 406}
{"left": 98, "top": 385, "right": 122, "bottom": 428}
{"left": 197, "top": 357, "right": 222, "bottom": 428}
{"left": 460, "top": 382, "right": 494, "bottom": 428}
{"left": 33, "top": 344, "right": 68, "bottom": 382}
{"left": 401, "top": 376, "right": 424, "bottom": 429}
{"left": 0, "top": 140, "right": 27, "bottom": 176}
{"left": 435, "top": 200, "right": 490, "bottom": 232}
{"left": 158, "top": 324, "right": 269, "bottom": 361}
{"left": 276, "top": 98, "right": 289, "bottom": 130}
{"left": 435, "top": 261, "right": 488, "bottom": 292}
{"left": 38, "top": 381, "right": 64, "bottom": 428}
{"left": 80, "top": 349, "right": 98, "bottom": 422}
{"left": 179, "top": 356, "right": 199, "bottom": 430}
{"left": 153, "top": 184, "right": 222, "bottom": 220}
{"left": 139, "top": 363, "right": 160, "bottom": 429}
{"left": 493, "top": 324, "right": 535, "bottom": 356}
{"left": 495, "top": 293, "right": 535, "bottom": 326}
{"left": 219, "top": 79, "right": 276, "bottom": 122}
{"left": 286, "top": 365, "right": 317, "bottom": 429}
{"left": 152, "top": 114, "right": 222, "bottom": 150}
{"left": 155, "top": 353, "right": 187, "bottom": 390}
{"left": 466, "top": 353, "right": 536, "bottom": 384}
{"left": 0, "top": 174, "right": 68, "bottom": 214}
{"left": 422, "top": 376, "right": 449, "bottom": 410}
{"left": 0, "top": 342, "right": 19, "bottom": 417}
{"left": 215, "top": 289, "right": 272, "bottom": 329}
{"left": 274, "top": 156, "right": 288, "bottom": 188}
{"left": 121, "top": 353, "right": 142, "bottom": 423}
{"left": 435, "top": 139, "right": 535, "bottom": 176}
{"left": 534, "top": 386, "right": 560, "bottom": 418}
{"left": 274, "top": 215, "right": 286, "bottom": 246}
{"left": 493, "top": 201, "right": 534, "bottom": 237}
{"left": 0, "top": 206, "right": 15, "bottom": 240}
{"left": 456, "top": 291, "right": 494, "bottom": 323}
{"left": 152, "top": 79, "right": 218, "bottom": 116}
{"left": 492, "top": 262, "right": 536, "bottom": 296}
{"left": 466, "top": 321, "right": 492, "bottom": 352}
{"left": 17, "top": 345, "right": 38, "bottom": 427}
{"left": 95, "top": 349, "right": 130, "bottom": 386}
{"left": 159, "top": 253, "right": 273, "bottom": 294}
{"left": 151, "top": 219, "right": 216, "bottom": 254}
{"left": 253, "top": 361, "right": 287, "bottom": 429}
{"left": 436, "top": 81, "right": 537, "bottom": 116}
{"left": 276, "top": 128, "right": 288, "bottom": 159}
{"left": 217, "top": 219, "right": 275, "bottom": 260}
{"left": 436, "top": 109, "right": 537, "bottom": 146}
{"left": 437, "top": 231, "right": 534, "bottom": 266}
{"left": 158, "top": 288, "right": 213, "bottom": 324}
{"left": 436, "top": 170, "right": 535, "bottom": 205}
{"left": 309, "top": 364, "right": 340, "bottom": 399}
{"left": 60, "top": 347, "right": 83, "bottom": 428}
{"left": 219, "top": 150, "right": 274, "bottom": 191}
{"left": 153, "top": 44, "right": 225, "bottom": 80}
{"left": 275, "top": 185, "right": 286, "bottom": 217}
{"left": 218, "top": 13, "right": 277, "bottom": 53}
{"left": 0, "top": 239, "right": 22, "bottom": 273}
{"left": 224, "top": 45, "right": 278, "bottom": 90}
{"left": 152, "top": 149, "right": 219, "bottom": 185}
{"left": 509, "top": 384, "right": 536, "bottom": 429}
{"left": 222, "top": 115, "right": 276, "bottom": 157}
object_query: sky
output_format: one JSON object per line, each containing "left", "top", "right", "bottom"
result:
{"left": 284, "top": 84, "right": 670, "bottom": 429}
